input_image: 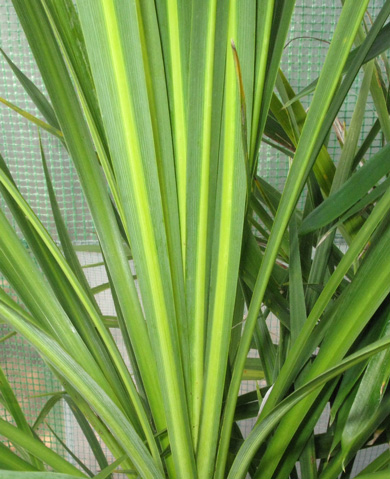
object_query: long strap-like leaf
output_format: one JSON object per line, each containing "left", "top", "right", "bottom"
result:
{"left": 227, "top": 336, "right": 390, "bottom": 479}
{"left": 185, "top": 0, "right": 221, "bottom": 446}
{"left": 196, "top": 1, "right": 247, "bottom": 476}
{"left": 10, "top": 0, "right": 165, "bottom": 449}
{"left": 217, "top": 1, "right": 371, "bottom": 476}
{"left": 0, "top": 304, "right": 165, "bottom": 479}
{"left": 75, "top": 1, "right": 196, "bottom": 476}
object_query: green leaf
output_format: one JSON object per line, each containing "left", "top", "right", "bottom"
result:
{"left": 0, "top": 151, "right": 148, "bottom": 435}
{"left": 90, "top": 283, "right": 111, "bottom": 295}
{"left": 256, "top": 167, "right": 390, "bottom": 434}
{"left": 218, "top": 1, "right": 372, "bottom": 475}
{"left": 63, "top": 395, "right": 110, "bottom": 475}
{"left": 251, "top": 0, "right": 297, "bottom": 170}
{"left": 196, "top": 2, "right": 248, "bottom": 475}
{"left": 39, "top": 136, "right": 92, "bottom": 294}
{"left": 253, "top": 309, "right": 277, "bottom": 385}
{"left": 40, "top": 0, "right": 119, "bottom": 213}
{"left": 289, "top": 215, "right": 306, "bottom": 344}
{"left": 227, "top": 335, "right": 390, "bottom": 479}
{"left": 47, "top": 424, "right": 94, "bottom": 477}
{"left": 319, "top": 175, "right": 390, "bottom": 241}
{"left": 257, "top": 210, "right": 390, "bottom": 478}
{"left": 304, "top": 59, "right": 374, "bottom": 313}
{"left": 0, "top": 48, "right": 59, "bottom": 129}
{"left": 0, "top": 364, "right": 42, "bottom": 468}
{"left": 356, "top": 450, "right": 390, "bottom": 476}
{"left": 329, "top": 305, "right": 390, "bottom": 425}
{"left": 357, "top": 474, "right": 390, "bottom": 479}
{"left": 319, "top": 392, "right": 390, "bottom": 479}
{"left": 0, "top": 186, "right": 141, "bottom": 427}
{"left": 137, "top": 1, "right": 188, "bottom": 422}
{"left": 300, "top": 143, "right": 390, "bottom": 235}
{"left": 154, "top": 0, "right": 189, "bottom": 252}
{"left": 10, "top": 3, "right": 161, "bottom": 450}
{"left": 0, "top": 330, "right": 17, "bottom": 342}
{"left": 341, "top": 317, "right": 390, "bottom": 464}
{"left": 41, "top": 0, "right": 107, "bottom": 149}
{"left": 249, "top": 0, "right": 275, "bottom": 162}
{"left": 242, "top": 358, "right": 265, "bottom": 381}
{"left": 93, "top": 455, "right": 127, "bottom": 479}
{"left": 0, "top": 96, "right": 63, "bottom": 139}
{"left": 0, "top": 442, "right": 39, "bottom": 472}
{"left": 32, "top": 394, "right": 64, "bottom": 432}
{"left": 0, "top": 417, "right": 87, "bottom": 477}
{"left": 4, "top": 2, "right": 390, "bottom": 479}
{"left": 0, "top": 303, "right": 164, "bottom": 479}
{"left": 185, "top": 0, "right": 228, "bottom": 444}
{"left": 283, "top": 22, "right": 390, "bottom": 109}
{"left": 75, "top": 2, "right": 194, "bottom": 476}
{"left": 0, "top": 474, "right": 86, "bottom": 479}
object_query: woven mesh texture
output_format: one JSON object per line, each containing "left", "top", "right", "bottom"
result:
{"left": 0, "top": 1, "right": 389, "bottom": 476}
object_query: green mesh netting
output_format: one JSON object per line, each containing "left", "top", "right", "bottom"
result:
{"left": 0, "top": 1, "right": 388, "bottom": 477}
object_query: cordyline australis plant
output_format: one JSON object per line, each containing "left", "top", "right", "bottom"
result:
{"left": 1, "top": 0, "right": 390, "bottom": 478}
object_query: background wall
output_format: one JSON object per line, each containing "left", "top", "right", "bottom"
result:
{"left": 0, "top": 1, "right": 388, "bottom": 477}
